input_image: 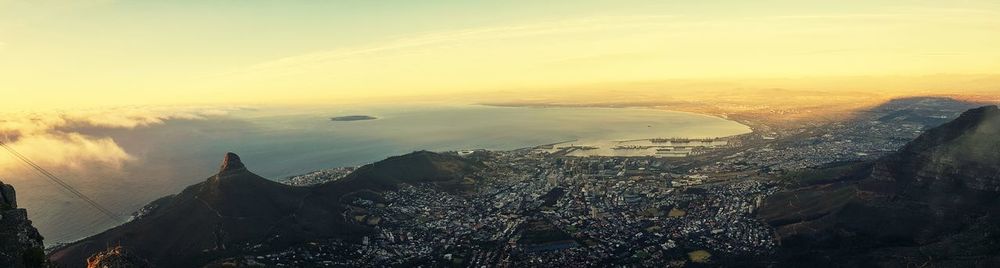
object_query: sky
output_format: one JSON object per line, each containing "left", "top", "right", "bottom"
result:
{"left": 2, "top": 0, "right": 1000, "bottom": 110}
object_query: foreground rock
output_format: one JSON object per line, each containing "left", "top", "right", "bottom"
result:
{"left": 761, "top": 105, "right": 1000, "bottom": 266}
{"left": 0, "top": 180, "right": 46, "bottom": 268}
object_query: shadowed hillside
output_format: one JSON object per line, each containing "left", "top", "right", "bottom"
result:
{"left": 761, "top": 105, "right": 1000, "bottom": 267}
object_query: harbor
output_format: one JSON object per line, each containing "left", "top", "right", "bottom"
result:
{"left": 533, "top": 136, "right": 738, "bottom": 158}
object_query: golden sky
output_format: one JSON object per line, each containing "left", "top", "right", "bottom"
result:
{"left": 2, "top": 0, "right": 1000, "bottom": 110}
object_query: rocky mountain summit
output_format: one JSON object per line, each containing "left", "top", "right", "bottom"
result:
{"left": 218, "top": 152, "right": 246, "bottom": 174}
{"left": 0, "top": 180, "right": 46, "bottom": 268}
{"left": 761, "top": 105, "right": 1000, "bottom": 266}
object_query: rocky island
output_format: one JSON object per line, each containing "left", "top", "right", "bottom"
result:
{"left": 330, "top": 115, "right": 377, "bottom": 121}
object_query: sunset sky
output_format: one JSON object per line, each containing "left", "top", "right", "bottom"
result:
{"left": 2, "top": 0, "right": 1000, "bottom": 110}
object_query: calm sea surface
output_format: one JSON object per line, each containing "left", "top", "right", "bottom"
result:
{"left": 9, "top": 105, "right": 749, "bottom": 244}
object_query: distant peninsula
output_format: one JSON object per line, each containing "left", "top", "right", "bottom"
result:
{"left": 330, "top": 115, "right": 377, "bottom": 121}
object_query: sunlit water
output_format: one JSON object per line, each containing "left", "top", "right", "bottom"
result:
{"left": 5, "top": 105, "right": 749, "bottom": 245}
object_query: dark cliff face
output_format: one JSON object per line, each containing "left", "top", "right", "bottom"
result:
{"left": 0, "top": 181, "right": 46, "bottom": 268}
{"left": 48, "top": 151, "right": 480, "bottom": 268}
{"left": 761, "top": 105, "right": 1000, "bottom": 267}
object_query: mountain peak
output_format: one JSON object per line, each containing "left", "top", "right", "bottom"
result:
{"left": 218, "top": 152, "right": 246, "bottom": 174}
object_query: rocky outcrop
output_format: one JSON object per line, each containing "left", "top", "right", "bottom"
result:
{"left": 1, "top": 182, "right": 16, "bottom": 209}
{"left": 86, "top": 246, "right": 150, "bottom": 268}
{"left": 0, "top": 180, "right": 46, "bottom": 268}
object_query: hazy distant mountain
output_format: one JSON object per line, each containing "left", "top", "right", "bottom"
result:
{"left": 761, "top": 105, "right": 1000, "bottom": 266}
{"left": 48, "top": 151, "right": 480, "bottom": 268}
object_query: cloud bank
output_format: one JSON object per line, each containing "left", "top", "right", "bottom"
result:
{"left": 0, "top": 106, "right": 234, "bottom": 175}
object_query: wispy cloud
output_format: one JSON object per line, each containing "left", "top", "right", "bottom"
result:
{"left": 218, "top": 8, "right": 1000, "bottom": 83}
{"left": 219, "top": 15, "right": 677, "bottom": 78}
{"left": 765, "top": 7, "right": 1000, "bottom": 22}
{"left": 543, "top": 52, "right": 658, "bottom": 66}
{"left": 765, "top": 13, "right": 913, "bottom": 20}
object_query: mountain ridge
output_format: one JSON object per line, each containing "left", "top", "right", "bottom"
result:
{"left": 48, "top": 150, "right": 480, "bottom": 268}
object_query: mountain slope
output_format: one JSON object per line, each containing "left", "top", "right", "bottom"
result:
{"left": 49, "top": 151, "right": 479, "bottom": 267}
{"left": 761, "top": 105, "right": 1000, "bottom": 266}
